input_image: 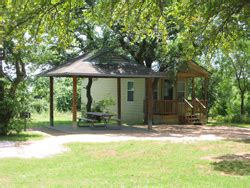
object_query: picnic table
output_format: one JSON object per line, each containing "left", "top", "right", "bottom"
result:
{"left": 86, "top": 112, "right": 113, "bottom": 128}
{"left": 78, "top": 112, "right": 121, "bottom": 129}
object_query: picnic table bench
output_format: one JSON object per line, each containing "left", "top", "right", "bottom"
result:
{"left": 77, "top": 117, "right": 97, "bottom": 127}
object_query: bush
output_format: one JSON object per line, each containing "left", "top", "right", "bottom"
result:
{"left": 31, "top": 99, "right": 48, "bottom": 113}
{"left": 231, "top": 114, "right": 250, "bottom": 124}
{"left": 7, "top": 118, "right": 27, "bottom": 134}
{"left": 92, "top": 98, "right": 115, "bottom": 113}
{"left": 213, "top": 114, "right": 250, "bottom": 124}
{"left": 55, "top": 78, "right": 81, "bottom": 112}
{"left": 0, "top": 81, "right": 30, "bottom": 135}
{"left": 214, "top": 115, "right": 225, "bottom": 123}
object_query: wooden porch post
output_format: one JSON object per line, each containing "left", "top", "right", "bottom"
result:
{"left": 50, "top": 77, "right": 54, "bottom": 127}
{"left": 146, "top": 78, "right": 153, "bottom": 130}
{"left": 192, "top": 77, "right": 195, "bottom": 114}
{"left": 72, "top": 76, "right": 77, "bottom": 127}
{"left": 175, "top": 76, "right": 178, "bottom": 113}
{"left": 117, "top": 78, "right": 121, "bottom": 125}
{"left": 204, "top": 77, "right": 208, "bottom": 100}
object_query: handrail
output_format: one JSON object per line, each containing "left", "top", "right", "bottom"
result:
{"left": 195, "top": 98, "right": 206, "bottom": 109}
{"left": 152, "top": 100, "right": 179, "bottom": 115}
{"left": 184, "top": 99, "right": 193, "bottom": 108}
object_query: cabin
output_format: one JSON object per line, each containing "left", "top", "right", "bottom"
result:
{"left": 80, "top": 51, "right": 209, "bottom": 125}
{"left": 41, "top": 50, "right": 209, "bottom": 128}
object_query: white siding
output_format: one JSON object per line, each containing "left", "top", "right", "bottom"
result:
{"left": 81, "top": 78, "right": 145, "bottom": 124}
{"left": 81, "top": 78, "right": 117, "bottom": 114}
{"left": 121, "top": 78, "right": 145, "bottom": 124}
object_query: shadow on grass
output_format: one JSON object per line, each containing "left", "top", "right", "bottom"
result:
{"left": 0, "top": 132, "right": 43, "bottom": 142}
{"left": 207, "top": 121, "right": 250, "bottom": 128}
{"left": 227, "top": 139, "right": 250, "bottom": 144}
{"left": 212, "top": 154, "right": 250, "bottom": 176}
{"left": 31, "top": 120, "right": 72, "bottom": 128}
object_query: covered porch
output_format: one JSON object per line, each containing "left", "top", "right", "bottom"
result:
{"left": 151, "top": 61, "right": 209, "bottom": 124}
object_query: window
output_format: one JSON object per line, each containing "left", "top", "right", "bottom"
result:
{"left": 127, "top": 81, "right": 134, "bottom": 102}
{"left": 177, "top": 82, "right": 185, "bottom": 101}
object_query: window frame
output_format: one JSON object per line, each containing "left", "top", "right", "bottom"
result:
{"left": 127, "top": 81, "right": 134, "bottom": 102}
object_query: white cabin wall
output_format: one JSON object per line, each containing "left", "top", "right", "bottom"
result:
{"left": 121, "top": 78, "right": 145, "bottom": 124}
{"left": 81, "top": 78, "right": 145, "bottom": 124}
{"left": 81, "top": 78, "right": 117, "bottom": 114}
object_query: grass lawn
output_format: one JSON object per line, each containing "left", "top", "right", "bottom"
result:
{"left": 30, "top": 111, "right": 123, "bottom": 128}
{"left": 30, "top": 111, "right": 74, "bottom": 127}
{"left": 0, "top": 140, "right": 249, "bottom": 187}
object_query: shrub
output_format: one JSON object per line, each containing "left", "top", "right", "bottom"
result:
{"left": 31, "top": 99, "right": 48, "bottom": 113}
{"left": 231, "top": 114, "right": 250, "bottom": 124}
{"left": 92, "top": 98, "right": 115, "bottom": 113}
{"left": 0, "top": 82, "right": 30, "bottom": 135}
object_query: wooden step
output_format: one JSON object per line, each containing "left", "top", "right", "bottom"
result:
{"left": 185, "top": 115, "right": 202, "bottom": 125}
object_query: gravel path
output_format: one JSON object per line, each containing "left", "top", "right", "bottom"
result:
{"left": 0, "top": 125, "right": 249, "bottom": 159}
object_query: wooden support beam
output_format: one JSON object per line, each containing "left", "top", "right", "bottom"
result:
{"left": 117, "top": 78, "right": 121, "bottom": 125}
{"left": 192, "top": 78, "right": 195, "bottom": 100}
{"left": 204, "top": 77, "right": 208, "bottom": 101}
{"left": 72, "top": 76, "right": 77, "bottom": 124}
{"left": 192, "top": 78, "right": 195, "bottom": 114}
{"left": 175, "top": 77, "right": 178, "bottom": 113}
{"left": 146, "top": 78, "right": 153, "bottom": 130}
{"left": 49, "top": 77, "right": 54, "bottom": 126}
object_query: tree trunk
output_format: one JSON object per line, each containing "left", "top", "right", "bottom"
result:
{"left": 240, "top": 92, "right": 245, "bottom": 115}
{"left": 0, "top": 54, "right": 26, "bottom": 135}
{"left": 0, "top": 50, "right": 6, "bottom": 135}
{"left": 86, "top": 77, "right": 93, "bottom": 113}
{"left": 0, "top": 80, "right": 6, "bottom": 135}
{"left": 0, "top": 48, "right": 4, "bottom": 77}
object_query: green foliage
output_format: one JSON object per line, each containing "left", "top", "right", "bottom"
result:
{"left": 1, "top": 0, "right": 249, "bottom": 131}
{"left": 31, "top": 99, "right": 48, "bottom": 113}
{"left": 6, "top": 118, "right": 27, "bottom": 134}
{"left": 31, "top": 78, "right": 82, "bottom": 113}
{"left": 55, "top": 78, "right": 81, "bottom": 112}
{"left": 231, "top": 114, "right": 250, "bottom": 124}
{"left": 29, "top": 78, "right": 49, "bottom": 113}
{"left": 0, "top": 80, "right": 31, "bottom": 134}
{"left": 208, "top": 40, "right": 249, "bottom": 121}
{"left": 92, "top": 98, "right": 115, "bottom": 113}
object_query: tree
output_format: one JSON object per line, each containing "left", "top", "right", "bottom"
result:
{"left": 0, "top": 0, "right": 249, "bottom": 132}
{"left": 226, "top": 41, "right": 249, "bottom": 115}
{"left": 0, "top": 1, "right": 94, "bottom": 134}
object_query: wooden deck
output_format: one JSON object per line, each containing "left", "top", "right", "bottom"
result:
{"left": 151, "top": 99, "right": 207, "bottom": 115}
{"left": 147, "top": 99, "right": 208, "bottom": 124}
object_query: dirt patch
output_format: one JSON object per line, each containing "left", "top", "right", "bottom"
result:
{"left": 154, "top": 125, "right": 250, "bottom": 139}
{"left": 0, "top": 125, "right": 249, "bottom": 159}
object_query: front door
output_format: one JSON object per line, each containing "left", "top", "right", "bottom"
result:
{"left": 163, "top": 80, "right": 173, "bottom": 100}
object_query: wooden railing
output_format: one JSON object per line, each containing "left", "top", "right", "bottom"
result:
{"left": 184, "top": 99, "right": 193, "bottom": 114}
{"left": 153, "top": 100, "right": 179, "bottom": 115}
{"left": 146, "top": 99, "right": 208, "bottom": 115}
{"left": 194, "top": 98, "right": 207, "bottom": 114}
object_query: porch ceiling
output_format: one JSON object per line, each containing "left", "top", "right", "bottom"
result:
{"left": 177, "top": 61, "right": 210, "bottom": 78}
